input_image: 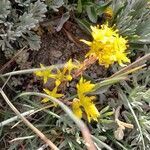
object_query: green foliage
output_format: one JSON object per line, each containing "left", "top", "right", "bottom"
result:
{"left": 0, "top": 0, "right": 150, "bottom": 149}
{"left": 111, "top": 0, "right": 150, "bottom": 44}
{"left": 76, "top": 0, "right": 150, "bottom": 45}
{"left": 0, "top": 0, "right": 47, "bottom": 58}
{"left": 76, "top": 0, "right": 150, "bottom": 57}
{"left": 46, "top": 0, "right": 64, "bottom": 11}
{"left": 77, "top": 0, "right": 111, "bottom": 23}
{"left": 116, "top": 67, "right": 150, "bottom": 150}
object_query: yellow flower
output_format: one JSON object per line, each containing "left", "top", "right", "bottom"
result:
{"left": 51, "top": 68, "right": 72, "bottom": 88}
{"left": 42, "top": 87, "right": 64, "bottom": 103}
{"left": 72, "top": 77, "right": 100, "bottom": 122}
{"left": 72, "top": 98, "right": 82, "bottom": 119}
{"left": 52, "top": 59, "right": 78, "bottom": 87}
{"left": 82, "top": 96, "right": 100, "bottom": 122}
{"left": 77, "top": 77, "right": 95, "bottom": 97}
{"left": 64, "top": 59, "right": 78, "bottom": 75}
{"left": 81, "top": 24, "right": 130, "bottom": 67}
{"left": 53, "top": 68, "right": 67, "bottom": 87}
{"left": 35, "top": 64, "right": 54, "bottom": 84}
{"left": 35, "top": 59, "right": 78, "bottom": 86}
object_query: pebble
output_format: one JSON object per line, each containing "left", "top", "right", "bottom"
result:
{"left": 91, "top": 72, "right": 97, "bottom": 79}
{"left": 69, "top": 87, "right": 76, "bottom": 94}
{"left": 51, "top": 50, "right": 62, "bottom": 58}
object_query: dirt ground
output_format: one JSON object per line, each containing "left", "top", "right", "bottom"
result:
{"left": 34, "top": 21, "right": 107, "bottom": 76}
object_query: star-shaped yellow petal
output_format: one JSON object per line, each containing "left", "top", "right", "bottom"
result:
{"left": 42, "top": 87, "right": 64, "bottom": 103}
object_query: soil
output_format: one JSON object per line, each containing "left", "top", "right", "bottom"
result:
{"left": 30, "top": 21, "right": 108, "bottom": 94}
{"left": 33, "top": 21, "right": 107, "bottom": 77}
{"left": 33, "top": 21, "right": 88, "bottom": 66}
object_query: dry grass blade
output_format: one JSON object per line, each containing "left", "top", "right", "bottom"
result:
{"left": 0, "top": 109, "right": 34, "bottom": 127}
{"left": 118, "top": 89, "right": 146, "bottom": 150}
{"left": 17, "top": 92, "right": 97, "bottom": 150}
{"left": 111, "top": 53, "right": 150, "bottom": 77}
{"left": 0, "top": 64, "right": 64, "bottom": 77}
{"left": 0, "top": 88, "right": 59, "bottom": 150}
{"left": 9, "top": 135, "right": 35, "bottom": 143}
{"left": 63, "top": 28, "right": 81, "bottom": 47}
{"left": 0, "top": 47, "right": 27, "bottom": 74}
{"left": 11, "top": 104, "right": 58, "bottom": 129}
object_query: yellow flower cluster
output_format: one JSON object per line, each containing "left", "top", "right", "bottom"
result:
{"left": 72, "top": 77, "right": 100, "bottom": 122}
{"left": 34, "top": 23, "right": 131, "bottom": 123}
{"left": 35, "top": 59, "right": 77, "bottom": 102}
{"left": 81, "top": 24, "right": 130, "bottom": 67}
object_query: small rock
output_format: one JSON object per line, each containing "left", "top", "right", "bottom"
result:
{"left": 51, "top": 50, "right": 62, "bottom": 58}
{"left": 69, "top": 81, "right": 76, "bottom": 87}
{"left": 69, "top": 87, "right": 76, "bottom": 94}
{"left": 91, "top": 72, "right": 97, "bottom": 79}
